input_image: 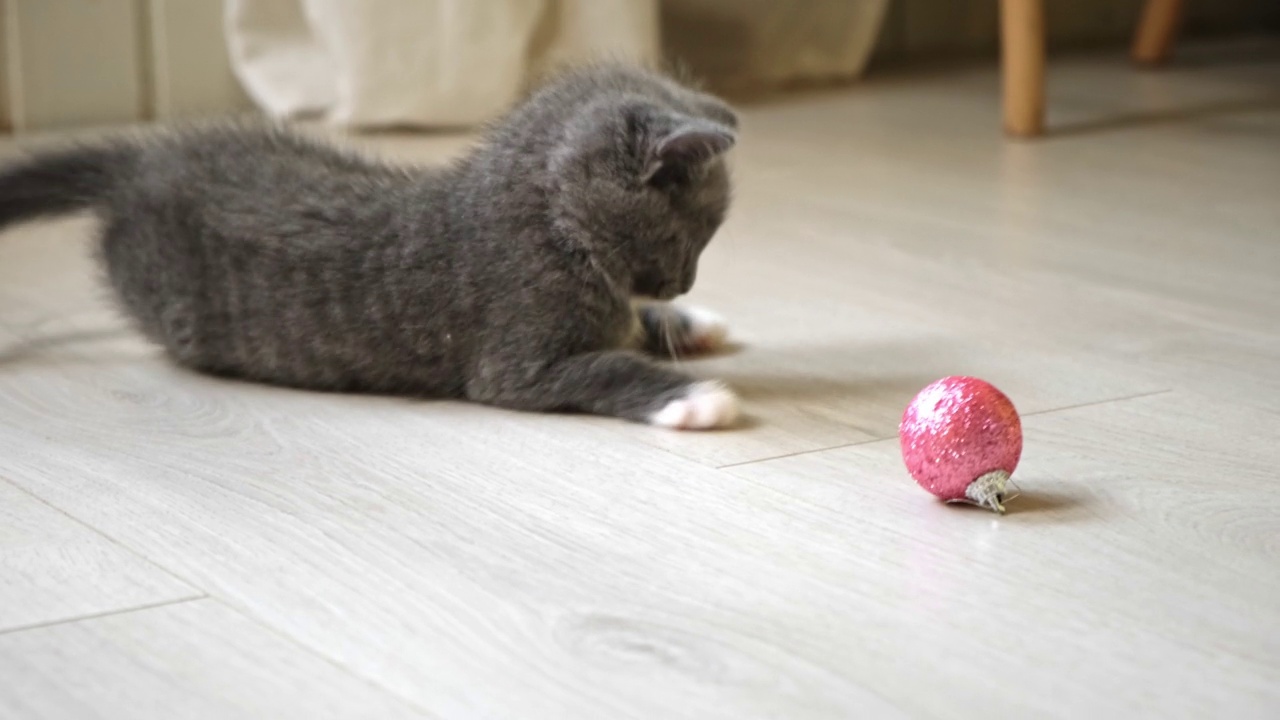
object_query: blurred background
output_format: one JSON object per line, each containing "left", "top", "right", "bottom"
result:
{"left": 1, "top": 0, "right": 1276, "bottom": 134}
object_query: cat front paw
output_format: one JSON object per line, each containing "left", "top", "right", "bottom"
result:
{"left": 679, "top": 305, "right": 729, "bottom": 354}
{"left": 649, "top": 381, "right": 740, "bottom": 430}
{"left": 637, "top": 302, "right": 731, "bottom": 357}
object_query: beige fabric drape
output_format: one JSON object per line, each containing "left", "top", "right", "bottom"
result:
{"left": 662, "top": 0, "right": 890, "bottom": 93}
{"left": 224, "top": 0, "right": 887, "bottom": 128}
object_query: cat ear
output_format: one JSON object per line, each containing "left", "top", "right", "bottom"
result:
{"left": 642, "top": 119, "right": 736, "bottom": 183}
{"left": 694, "top": 95, "right": 739, "bottom": 130}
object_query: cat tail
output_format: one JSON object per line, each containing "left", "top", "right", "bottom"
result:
{"left": 0, "top": 143, "right": 135, "bottom": 232}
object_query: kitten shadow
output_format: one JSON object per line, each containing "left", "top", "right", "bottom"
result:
{"left": 714, "top": 336, "right": 991, "bottom": 405}
{"left": 0, "top": 327, "right": 139, "bottom": 365}
{"left": 727, "top": 373, "right": 933, "bottom": 403}
{"left": 727, "top": 413, "right": 763, "bottom": 431}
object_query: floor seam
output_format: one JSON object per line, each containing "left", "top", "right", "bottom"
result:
{"left": 716, "top": 437, "right": 884, "bottom": 469}
{"left": 0, "top": 475, "right": 205, "bottom": 593}
{"left": 201, "top": 596, "right": 443, "bottom": 719}
{"left": 714, "top": 388, "right": 1176, "bottom": 470}
{"left": 1019, "top": 388, "right": 1173, "bottom": 418}
{"left": 0, "top": 594, "right": 208, "bottom": 636}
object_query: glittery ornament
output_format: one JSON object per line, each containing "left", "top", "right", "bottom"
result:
{"left": 899, "top": 376, "right": 1023, "bottom": 513}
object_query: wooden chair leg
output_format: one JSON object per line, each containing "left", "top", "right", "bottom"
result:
{"left": 999, "top": 0, "right": 1047, "bottom": 138}
{"left": 1132, "top": 0, "right": 1185, "bottom": 66}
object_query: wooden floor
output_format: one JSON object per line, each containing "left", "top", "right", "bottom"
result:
{"left": 2, "top": 40, "right": 1278, "bottom": 719}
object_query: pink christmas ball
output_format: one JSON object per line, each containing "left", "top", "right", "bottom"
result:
{"left": 899, "top": 376, "right": 1022, "bottom": 513}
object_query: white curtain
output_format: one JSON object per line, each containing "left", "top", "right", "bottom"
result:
{"left": 224, "top": 0, "right": 887, "bottom": 129}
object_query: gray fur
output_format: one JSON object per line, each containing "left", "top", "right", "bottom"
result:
{"left": 0, "top": 64, "right": 738, "bottom": 424}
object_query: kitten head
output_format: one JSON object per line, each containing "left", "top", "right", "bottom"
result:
{"left": 543, "top": 71, "right": 737, "bottom": 300}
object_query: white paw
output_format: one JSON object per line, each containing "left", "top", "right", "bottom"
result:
{"left": 649, "top": 381, "right": 740, "bottom": 430}
{"left": 681, "top": 305, "right": 729, "bottom": 352}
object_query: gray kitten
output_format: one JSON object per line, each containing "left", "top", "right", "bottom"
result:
{"left": 0, "top": 64, "right": 740, "bottom": 429}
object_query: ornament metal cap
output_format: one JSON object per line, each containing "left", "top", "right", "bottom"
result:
{"left": 961, "top": 470, "right": 1011, "bottom": 514}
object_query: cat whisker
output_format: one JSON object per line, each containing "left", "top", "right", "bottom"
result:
{"left": 663, "top": 310, "right": 684, "bottom": 366}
